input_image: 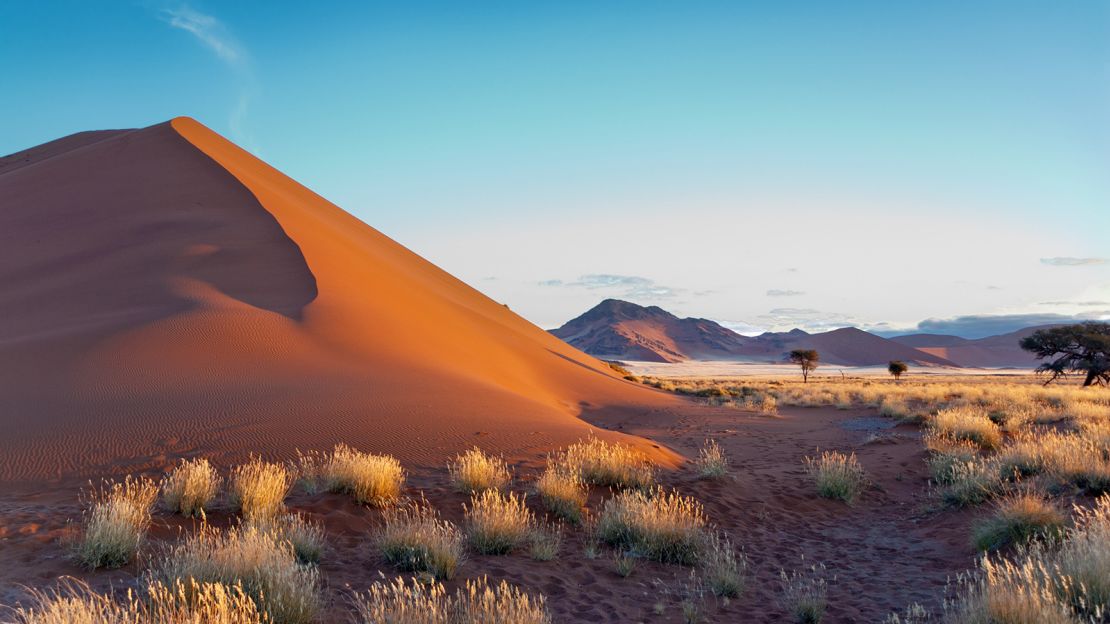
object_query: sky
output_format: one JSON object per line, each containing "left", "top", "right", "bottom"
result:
{"left": 2, "top": 1, "right": 1108, "bottom": 338}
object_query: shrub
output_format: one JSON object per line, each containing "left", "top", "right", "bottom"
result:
{"left": 75, "top": 476, "right": 158, "bottom": 569}
{"left": 448, "top": 447, "right": 511, "bottom": 493}
{"left": 560, "top": 437, "right": 655, "bottom": 489}
{"left": 463, "top": 490, "right": 534, "bottom": 555}
{"left": 803, "top": 451, "right": 866, "bottom": 502}
{"left": 162, "top": 458, "right": 222, "bottom": 517}
{"left": 695, "top": 439, "right": 729, "bottom": 479}
{"left": 321, "top": 444, "right": 406, "bottom": 506}
{"left": 378, "top": 501, "right": 464, "bottom": 580}
{"left": 248, "top": 512, "right": 326, "bottom": 565}
{"left": 701, "top": 532, "right": 748, "bottom": 598}
{"left": 7, "top": 577, "right": 265, "bottom": 624}
{"left": 533, "top": 464, "right": 587, "bottom": 524}
{"left": 972, "top": 494, "right": 1065, "bottom": 551}
{"left": 932, "top": 407, "right": 1003, "bottom": 450}
{"left": 153, "top": 523, "right": 321, "bottom": 624}
{"left": 350, "top": 576, "right": 551, "bottom": 624}
{"left": 596, "top": 487, "right": 707, "bottom": 565}
{"left": 528, "top": 523, "right": 562, "bottom": 561}
{"left": 779, "top": 562, "right": 829, "bottom": 624}
{"left": 229, "top": 457, "right": 294, "bottom": 521}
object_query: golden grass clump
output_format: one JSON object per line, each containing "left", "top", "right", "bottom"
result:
{"left": 528, "top": 522, "right": 562, "bottom": 561}
{"left": 248, "top": 512, "right": 326, "bottom": 565}
{"left": 378, "top": 501, "right": 465, "bottom": 580}
{"left": 1037, "top": 433, "right": 1110, "bottom": 494}
{"left": 230, "top": 457, "right": 294, "bottom": 521}
{"left": 700, "top": 532, "right": 748, "bottom": 598}
{"left": 7, "top": 578, "right": 266, "bottom": 624}
{"left": 75, "top": 476, "right": 159, "bottom": 569}
{"left": 942, "top": 459, "right": 1002, "bottom": 507}
{"left": 779, "top": 561, "right": 830, "bottom": 624}
{"left": 533, "top": 464, "right": 587, "bottom": 524}
{"left": 559, "top": 436, "right": 655, "bottom": 489}
{"left": 463, "top": 490, "right": 535, "bottom": 555}
{"left": 695, "top": 439, "right": 729, "bottom": 479}
{"left": 803, "top": 451, "right": 867, "bottom": 502}
{"left": 1054, "top": 495, "right": 1110, "bottom": 615}
{"left": 320, "top": 444, "right": 406, "bottom": 506}
{"left": 448, "top": 447, "right": 511, "bottom": 493}
{"left": 925, "top": 432, "right": 982, "bottom": 485}
{"left": 595, "top": 487, "right": 708, "bottom": 565}
{"left": 161, "top": 457, "right": 222, "bottom": 517}
{"left": 350, "top": 575, "right": 551, "bottom": 624}
{"left": 972, "top": 494, "right": 1065, "bottom": 551}
{"left": 932, "top": 407, "right": 1003, "bottom": 450}
{"left": 154, "top": 523, "right": 321, "bottom": 624}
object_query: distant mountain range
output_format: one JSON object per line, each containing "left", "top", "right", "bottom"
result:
{"left": 550, "top": 299, "right": 1045, "bottom": 368}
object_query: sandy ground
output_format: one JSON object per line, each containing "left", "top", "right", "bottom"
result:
{"left": 623, "top": 360, "right": 1036, "bottom": 379}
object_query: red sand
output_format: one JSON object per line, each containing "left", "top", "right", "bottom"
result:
{"left": 0, "top": 118, "right": 680, "bottom": 486}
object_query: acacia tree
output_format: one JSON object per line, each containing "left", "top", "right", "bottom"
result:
{"left": 888, "top": 360, "right": 908, "bottom": 381}
{"left": 1019, "top": 322, "right": 1110, "bottom": 387}
{"left": 789, "top": 349, "right": 819, "bottom": 383}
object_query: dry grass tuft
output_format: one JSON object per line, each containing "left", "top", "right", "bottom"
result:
{"left": 972, "top": 494, "right": 1065, "bottom": 551}
{"left": 378, "top": 500, "right": 465, "bottom": 580}
{"left": 559, "top": 437, "right": 655, "bottom": 489}
{"left": 528, "top": 522, "right": 562, "bottom": 561}
{"left": 463, "top": 490, "right": 534, "bottom": 555}
{"left": 320, "top": 444, "right": 406, "bottom": 506}
{"left": 695, "top": 439, "right": 729, "bottom": 479}
{"left": 779, "top": 561, "right": 830, "bottom": 624}
{"left": 931, "top": 407, "right": 1003, "bottom": 450}
{"left": 941, "top": 459, "right": 1002, "bottom": 507}
{"left": 533, "top": 464, "right": 587, "bottom": 524}
{"left": 75, "top": 476, "right": 158, "bottom": 569}
{"left": 448, "top": 447, "right": 511, "bottom": 493}
{"left": 803, "top": 451, "right": 867, "bottom": 502}
{"left": 229, "top": 457, "right": 294, "bottom": 521}
{"left": 248, "top": 512, "right": 326, "bottom": 565}
{"left": 162, "top": 457, "right": 222, "bottom": 517}
{"left": 154, "top": 523, "right": 320, "bottom": 624}
{"left": 596, "top": 487, "right": 708, "bottom": 565}
{"left": 350, "top": 575, "right": 551, "bottom": 624}
{"left": 701, "top": 532, "right": 748, "bottom": 598}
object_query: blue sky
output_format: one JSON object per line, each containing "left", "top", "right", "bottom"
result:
{"left": 2, "top": 1, "right": 1107, "bottom": 337}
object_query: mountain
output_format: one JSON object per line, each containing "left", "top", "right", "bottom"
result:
{"left": 0, "top": 118, "right": 679, "bottom": 482}
{"left": 549, "top": 299, "right": 748, "bottom": 362}
{"left": 551, "top": 300, "right": 957, "bottom": 367}
{"left": 890, "top": 326, "right": 1049, "bottom": 367}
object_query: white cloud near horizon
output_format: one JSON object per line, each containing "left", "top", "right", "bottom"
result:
{"left": 1040, "top": 257, "right": 1108, "bottom": 267}
{"left": 766, "top": 289, "right": 805, "bottom": 297}
{"left": 538, "top": 273, "right": 682, "bottom": 300}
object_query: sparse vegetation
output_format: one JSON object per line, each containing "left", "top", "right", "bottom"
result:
{"left": 614, "top": 551, "right": 636, "bottom": 577}
{"left": 161, "top": 457, "right": 222, "bottom": 517}
{"left": 779, "top": 561, "right": 830, "bottom": 624}
{"left": 803, "top": 450, "right": 866, "bottom": 502}
{"left": 559, "top": 436, "right": 655, "bottom": 489}
{"left": 941, "top": 459, "right": 1002, "bottom": 507}
{"left": 533, "top": 463, "right": 587, "bottom": 524}
{"left": 789, "top": 349, "right": 819, "bottom": 383}
{"left": 248, "top": 512, "right": 326, "bottom": 565}
{"left": 528, "top": 523, "right": 562, "bottom": 561}
{"left": 229, "top": 457, "right": 294, "bottom": 521}
{"left": 932, "top": 407, "right": 1003, "bottom": 450}
{"left": 75, "top": 476, "right": 159, "bottom": 569}
{"left": 595, "top": 487, "right": 707, "bottom": 565}
{"left": 350, "top": 575, "right": 551, "bottom": 624}
{"left": 695, "top": 439, "right": 729, "bottom": 479}
{"left": 448, "top": 447, "right": 511, "bottom": 493}
{"left": 378, "top": 500, "right": 465, "bottom": 580}
{"left": 972, "top": 494, "right": 1065, "bottom": 551}
{"left": 700, "top": 532, "right": 748, "bottom": 598}
{"left": 463, "top": 490, "right": 534, "bottom": 555}
{"left": 320, "top": 444, "right": 405, "bottom": 506}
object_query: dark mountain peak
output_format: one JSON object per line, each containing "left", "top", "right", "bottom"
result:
{"left": 584, "top": 299, "right": 677, "bottom": 322}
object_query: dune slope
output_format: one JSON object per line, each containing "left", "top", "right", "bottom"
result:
{"left": 0, "top": 118, "right": 677, "bottom": 484}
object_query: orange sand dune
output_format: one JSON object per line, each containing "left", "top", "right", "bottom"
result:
{"left": 0, "top": 118, "right": 679, "bottom": 484}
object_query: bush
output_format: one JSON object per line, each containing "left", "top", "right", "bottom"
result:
{"left": 463, "top": 490, "right": 534, "bottom": 555}
{"left": 560, "top": 437, "right": 655, "bottom": 489}
{"left": 153, "top": 523, "right": 321, "bottom": 624}
{"left": 972, "top": 494, "right": 1065, "bottom": 551}
{"left": 321, "top": 444, "right": 406, "bottom": 506}
{"left": 695, "top": 439, "right": 729, "bottom": 479}
{"left": 162, "top": 457, "right": 221, "bottom": 517}
{"left": 378, "top": 501, "right": 465, "bottom": 580}
{"left": 932, "top": 407, "right": 1003, "bottom": 450}
{"left": 230, "top": 457, "right": 294, "bottom": 521}
{"left": 75, "top": 476, "right": 158, "bottom": 569}
{"left": 803, "top": 451, "right": 866, "bottom": 502}
{"left": 533, "top": 464, "right": 587, "bottom": 524}
{"left": 596, "top": 487, "right": 707, "bottom": 565}
{"left": 448, "top": 447, "right": 511, "bottom": 493}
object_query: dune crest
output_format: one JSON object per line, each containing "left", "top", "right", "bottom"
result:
{"left": 0, "top": 117, "right": 677, "bottom": 484}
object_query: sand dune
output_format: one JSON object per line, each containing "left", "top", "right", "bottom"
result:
{"left": 0, "top": 118, "right": 678, "bottom": 484}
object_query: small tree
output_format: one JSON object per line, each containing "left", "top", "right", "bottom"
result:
{"left": 1019, "top": 322, "right": 1110, "bottom": 387}
{"left": 789, "top": 349, "right": 819, "bottom": 383}
{"left": 888, "top": 360, "right": 908, "bottom": 381}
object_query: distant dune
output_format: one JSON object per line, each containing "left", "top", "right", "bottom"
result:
{"left": 0, "top": 118, "right": 679, "bottom": 484}
{"left": 890, "top": 327, "right": 1047, "bottom": 368}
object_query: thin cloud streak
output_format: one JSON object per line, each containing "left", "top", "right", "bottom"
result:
{"left": 1040, "top": 257, "right": 1107, "bottom": 267}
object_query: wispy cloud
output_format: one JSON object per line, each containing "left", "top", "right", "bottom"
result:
{"left": 1038, "top": 300, "right": 1110, "bottom": 307}
{"left": 156, "top": 3, "right": 256, "bottom": 150}
{"left": 766, "top": 289, "right": 804, "bottom": 297}
{"left": 1040, "top": 257, "right": 1108, "bottom": 267}
{"left": 757, "top": 308, "right": 859, "bottom": 333}
{"left": 538, "top": 273, "right": 681, "bottom": 300}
